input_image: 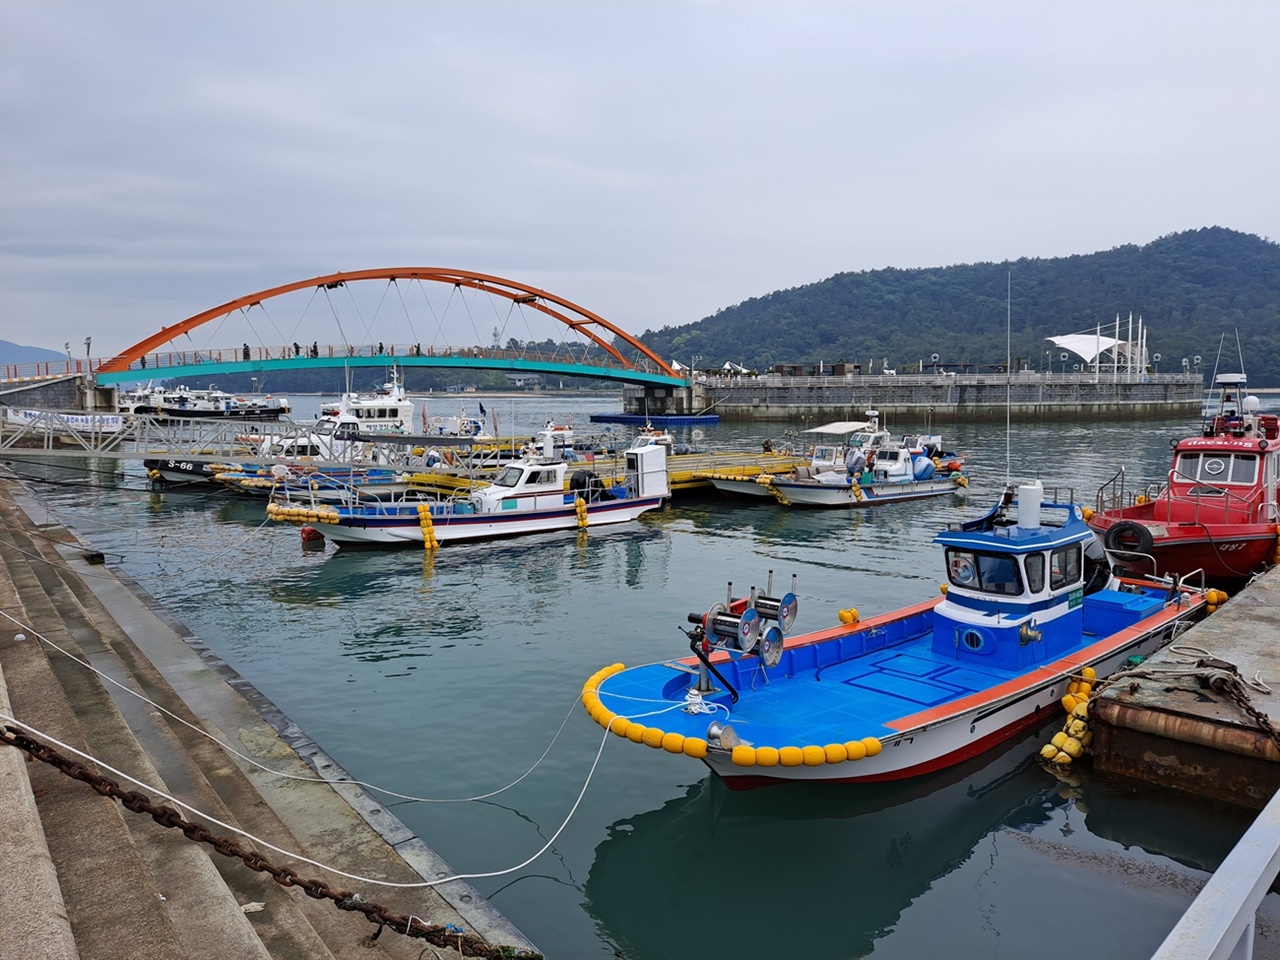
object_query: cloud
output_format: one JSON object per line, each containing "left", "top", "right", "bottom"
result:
{"left": 1, "top": 1, "right": 1276, "bottom": 355}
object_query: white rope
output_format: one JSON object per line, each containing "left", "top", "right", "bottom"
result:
{"left": 0, "top": 609, "right": 586, "bottom": 805}
{"left": 1, "top": 709, "right": 617, "bottom": 888}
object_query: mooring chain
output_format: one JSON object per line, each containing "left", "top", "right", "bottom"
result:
{"left": 1, "top": 725, "right": 540, "bottom": 959}
{"left": 1206, "top": 666, "right": 1280, "bottom": 755}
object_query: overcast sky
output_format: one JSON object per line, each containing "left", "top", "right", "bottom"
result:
{"left": 1, "top": 0, "right": 1276, "bottom": 357}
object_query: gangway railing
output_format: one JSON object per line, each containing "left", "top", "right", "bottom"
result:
{"left": 1151, "top": 786, "right": 1280, "bottom": 960}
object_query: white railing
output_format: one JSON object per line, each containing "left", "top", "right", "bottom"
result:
{"left": 1152, "top": 786, "right": 1280, "bottom": 960}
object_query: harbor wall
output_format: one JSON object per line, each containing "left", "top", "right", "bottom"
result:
{"left": 625, "top": 372, "right": 1204, "bottom": 423}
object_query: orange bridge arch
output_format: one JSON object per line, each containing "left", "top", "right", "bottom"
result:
{"left": 98, "top": 268, "right": 676, "bottom": 377}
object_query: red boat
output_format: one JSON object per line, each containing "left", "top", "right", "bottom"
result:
{"left": 1087, "top": 372, "right": 1279, "bottom": 589}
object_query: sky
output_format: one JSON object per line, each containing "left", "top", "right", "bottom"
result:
{"left": 1, "top": 0, "right": 1277, "bottom": 359}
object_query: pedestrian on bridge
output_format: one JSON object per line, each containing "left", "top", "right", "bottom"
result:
{"left": 243, "top": 343, "right": 250, "bottom": 361}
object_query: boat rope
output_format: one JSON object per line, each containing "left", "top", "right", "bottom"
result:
{"left": 0, "top": 719, "right": 541, "bottom": 958}
{"left": 1098, "top": 643, "right": 1280, "bottom": 752}
{"left": 0, "top": 708, "right": 610, "bottom": 895}
{"left": 0, "top": 604, "right": 588, "bottom": 805}
{"left": 0, "top": 489, "right": 276, "bottom": 583}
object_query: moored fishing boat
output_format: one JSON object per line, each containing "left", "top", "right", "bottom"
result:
{"left": 119, "top": 382, "right": 290, "bottom": 420}
{"left": 701, "top": 412, "right": 964, "bottom": 501}
{"left": 762, "top": 438, "right": 969, "bottom": 507}
{"left": 1087, "top": 371, "right": 1280, "bottom": 588}
{"left": 267, "top": 441, "right": 670, "bottom": 547}
{"left": 580, "top": 481, "right": 1207, "bottom": 789}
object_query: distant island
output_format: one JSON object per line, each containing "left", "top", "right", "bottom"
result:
{"left": 5, "top": 227, "right": 1276, "bottom": 391}
{"left": 636, "top": 226, "right": 1278, "bottom": 387}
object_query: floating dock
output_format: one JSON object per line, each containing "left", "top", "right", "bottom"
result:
{"left": 1091, "top": 566, "right": 1280, "bottom": 808}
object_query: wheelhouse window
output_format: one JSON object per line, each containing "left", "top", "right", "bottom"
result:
{"left": 1049, "top": 543, "right": 1082, "bottom": 590}
{"left": 492, "top": 465, "right": 524, "bottom": 488}
{"left": 1176, "top": 452, "right": 1258, "bottom": 487}
{"left": 1024, "top": 554, "right": 1046, "bottom": 593}
{"left": 945, "top": 549, "right": 1024, "bottom": 596}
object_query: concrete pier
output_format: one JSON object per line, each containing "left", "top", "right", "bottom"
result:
{"left": 1091, "top": 566, "right": 1280, "bottom": 808}
{"left": 626, "top": 370, "right": 1204, "bottom": 422}
{"left": 0, "top": 478, "right": 538, "bottom": 959}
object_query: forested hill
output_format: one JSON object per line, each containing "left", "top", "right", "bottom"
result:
{"left": 636, "top": 227, "right": 1280, "bottom": 385}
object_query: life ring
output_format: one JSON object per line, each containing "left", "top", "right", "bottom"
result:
{"left": 1104, "top": 520, "right": 1154, "bottom": 556}
{"left": 431, "top": 416, "right": 444, "bottom": 427}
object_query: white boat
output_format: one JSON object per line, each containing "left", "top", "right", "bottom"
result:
{"left": 706, "top": 411, "right": 965, "bottom": 501}
{"left": 580, "top": 482, "right": 1208, "bottom": 788}
{"left": 260, "top": 368, "right": 414, "bottom": 461}
{"left": 267, "top": 441, "right": 670, "bottom": 547}
{"left": 118, "top": 382, "right": 290, "bottom": 420}
{"left": 764, "top": 439, "right": 970, "bottom": 507}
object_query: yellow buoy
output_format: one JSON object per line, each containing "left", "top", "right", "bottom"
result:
{"left": 661, "top": 732, "right": 685, "bottom": 754}
{"left": 843, "top": 740, "right": 868, "bottom": 761}
{"left": 1062, "top": 737, "right": 1084, "bottom": 759}
{"left": 626, "top": 724, "right": 646, "bottom": 744}
{"left": 1081, "top": 666, "right": 1096, "bottom": 681}
{"left": 1040, "top": 743, "right": 1060, "bottom": 760}
{"left": 682, "top": 737, "right": 708, "bottom": 759}
{"left": 754, "top": 746, "right": 780, "bottom": 767}
{"left": 861, "top": 737, "right": 882, "bottom": 757}
{"left": 824, "top": 743, "right": 848, "bottom": 764}
{"left": 642, "top": 727, "right": 665, "bottom": 749}
{"left": 778, "top": 746, "right": 804, "bottom": 767}
{"left": 802, "top": 745, "right": 826, "bottom": 766}
{"left": 731, "top": 745, "right": 757, "bottom": 766}
{"left": 1051, "top": 731, "right": 1069, "bottom": 749}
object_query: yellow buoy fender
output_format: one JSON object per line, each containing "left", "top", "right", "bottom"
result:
{"left": 754, "top": 746, "right": 780, "bottom": 767}
{"left": 843, "top": 740, "right": 867, "bottom": 761}
{"left": 802, "top": 745, "right": 827, "bottom": 766}
{"left": 862, "top": 737, "right": 882, "bottom": 757}
{"left": 683, "top": 737, "right": 709, "bottom": 759}
{"left": 642, "top": 727, "right": 665, "bottom": 749}
{"left": 661, "top": 732, "right": 685, "bottom": 754}
{"left": 778, "top": 746, "right": 804, "bottom": 767}
{"left": 732, "top": 745, "right": 757, "bottom": 766}
{"left": 824, "top": 743, "right": 848, "bottom": 764}
{"left": 626, "top": 724, "right": 646, "bottom": 744}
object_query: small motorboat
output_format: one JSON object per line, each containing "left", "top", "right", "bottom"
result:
{"left": 581, "top": 481, "right": 1207, "bottom": 789}
{"left": 267, "top": 441, "right": 670, "bottom": 547}
{"left": 1087, "top": 371, "right": 1279, "bottom": 588}
{"left": 703, "top": 411, "right": 965, "bottom": 502}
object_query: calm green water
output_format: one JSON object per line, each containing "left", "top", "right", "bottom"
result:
{"left": 11, "top": 396, "right": 1275, "bottom": 959}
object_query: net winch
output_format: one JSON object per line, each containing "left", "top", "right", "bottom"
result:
{"left": 681, "top": 572, "right": 800, "bottom": 712}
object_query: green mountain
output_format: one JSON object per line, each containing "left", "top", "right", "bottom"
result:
{"left": 636, "top": 227, "right": 1280, "bottom": 385}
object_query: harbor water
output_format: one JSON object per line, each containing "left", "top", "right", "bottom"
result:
{"left": 8, "top": 394, "right": 1278, "bottom": 959}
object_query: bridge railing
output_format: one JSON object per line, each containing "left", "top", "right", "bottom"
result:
{"left": 4, "top": 344, "right": 667, "bottom": 381}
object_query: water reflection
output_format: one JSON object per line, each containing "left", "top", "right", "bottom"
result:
{"left": 584, "top": 730, "right": 1066, "bottom": 960}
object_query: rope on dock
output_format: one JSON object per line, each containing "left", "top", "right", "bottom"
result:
{"left": 0, "top": 719, "right": 541, "bottom": 959}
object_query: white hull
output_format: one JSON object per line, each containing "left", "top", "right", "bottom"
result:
{"left": 320, "top": 497, "right": 664, "bottom": 546}
{"left": 771, "top": 477, "right": 964, "bottom": 508}
{"left": 707, "top": 476, "right": 776, "bottom": 499}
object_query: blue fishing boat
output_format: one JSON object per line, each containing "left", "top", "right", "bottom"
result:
{"left": 581, "top": 481, "right": 1207, "bottom": 789}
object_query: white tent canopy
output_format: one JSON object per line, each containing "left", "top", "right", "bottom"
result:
{"left": 1046, "top": 334, "right": 1122, "bottom": 363}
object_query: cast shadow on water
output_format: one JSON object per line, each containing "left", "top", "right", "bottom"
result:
{"left": 583, "top": 729, "right": 1068, "bottom": 960}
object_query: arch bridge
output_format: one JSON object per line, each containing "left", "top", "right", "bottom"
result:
{"left": 83, "top": 268, "right": 685, "bottom": 388}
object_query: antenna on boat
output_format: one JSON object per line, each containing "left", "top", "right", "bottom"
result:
{"left": 1005, "top": 270, "right": 1012, "bottom": 486}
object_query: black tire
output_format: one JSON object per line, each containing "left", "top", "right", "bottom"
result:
{"left": 1104, "top": 520, "right": 1154, "bottom": 556}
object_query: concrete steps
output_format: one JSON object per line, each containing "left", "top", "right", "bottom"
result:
{"left": 0, "top": 486, "right": 509, "bottom": 960}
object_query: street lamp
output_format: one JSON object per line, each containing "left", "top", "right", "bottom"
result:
{"left": 1045, "top": 349, "right": 1051, "bottom": 374}
{"left": 1060, "top": 352, "right": 1068, "bottom": 374}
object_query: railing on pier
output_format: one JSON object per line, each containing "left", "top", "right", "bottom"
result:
{"left": 1151, "top": 786, "right": 1280, "bottom": 960}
